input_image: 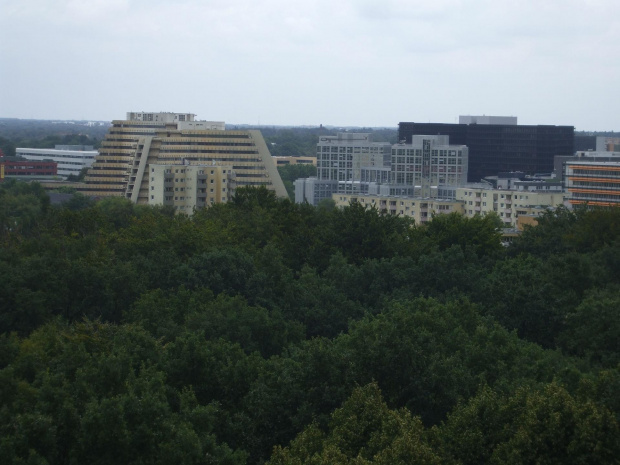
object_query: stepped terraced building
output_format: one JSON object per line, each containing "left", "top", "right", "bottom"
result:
{"left": 78, "top": 112, "right": 287, "bottom": 204}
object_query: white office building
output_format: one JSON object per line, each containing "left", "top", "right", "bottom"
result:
{"left": 17, "top": 145, "right": 98, "bottom": 178}
{"left": 297, "top": 133, "right": 391, "bottom": 205}
{"left": 390, "top": 135, "right": 468, "bottom": 198}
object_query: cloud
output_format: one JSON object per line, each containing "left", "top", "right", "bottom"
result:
{"left": 0, "top": 0, "right": 619, "bottom": 129}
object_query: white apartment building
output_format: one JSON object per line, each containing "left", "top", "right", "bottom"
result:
{"left": 17, "top": 145, "right": 97, "bottom": 178}
{"left": 332, "top": 193, "right": 464, "bottom": 224}
{"left": 456, "top": 185, "right": 566, "bottom": 227}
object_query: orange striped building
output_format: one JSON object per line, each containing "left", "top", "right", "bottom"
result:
{"left": 565, "top": 161, "right": 620, "bottom": 207}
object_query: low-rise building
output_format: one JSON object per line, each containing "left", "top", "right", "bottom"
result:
{"left": 332, "top": 193, "right": 464, "bottom": 224}
{"left": 455, "top": 185, "right": 566, "bottom": 227}
{"left": 0, "top": 159, "right": 57, "bottom": 181}
{"left": 16, "top": 145, "right": 97, "bottom": 178}
{"left": 273, "top": 156, "right": 317, "bottom": 166}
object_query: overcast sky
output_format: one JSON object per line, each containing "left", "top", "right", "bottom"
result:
{"left": 1, "top": 0, "right": 618, "bottom": 130}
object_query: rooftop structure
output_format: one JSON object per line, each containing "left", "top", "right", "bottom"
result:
{"left": 459, "top": 115, "right": 517, "bottom": 125}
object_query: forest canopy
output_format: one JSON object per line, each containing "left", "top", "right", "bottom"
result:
{"left": 1, "top": 180, "right": 619, "bottom": 464}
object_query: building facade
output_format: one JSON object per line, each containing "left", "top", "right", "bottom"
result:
{"left": 565, "top": 160, "right": 620, "bottom": 207}
{"left": 332, "top": 193, "right": 464, "bottom": 224}
{"left": 596, "top": 136, "right": 620, "bottom": 152}
{"left": 296, "top": 133, "right": 391, "bottom": 205}
{"left": 455, "top": 185, "right": 566, "bottom": 227}
{"left": 298, "top": 133, "right": 469, "bottom": 205}
{"left": 399, "top": 118, "right": 574, "bottom": 182}
{"left": 273, "top": 156, "right": 317, "bottom": 166}
{"left": 316, "top": 133, "right": 392, "bottom": 190}
{"left": 78, "top": 112, "right": 286, "bottom": 203}
{"left": 16, "top": 145, "right": 97, "bottom": 178}
{"left": 391, "top": 135, "right": 468, "bottom": 197}
{"left": 0, "top": 160, "right": 57, "bottom": 181}
{"left": 148, "top": 163, "right": 235, "bottom": 213}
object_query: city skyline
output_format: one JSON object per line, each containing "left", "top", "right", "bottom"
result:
{"left": 1, "top": 0, "right": 619, "bottom": 131}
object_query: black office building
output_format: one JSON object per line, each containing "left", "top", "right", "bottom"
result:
{"left": 399, "top": 122, "right": 574, "bottom": 182}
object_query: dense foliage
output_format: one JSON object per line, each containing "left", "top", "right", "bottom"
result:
{"left": 1, "top": 180, "right": 619, "bottom": 464}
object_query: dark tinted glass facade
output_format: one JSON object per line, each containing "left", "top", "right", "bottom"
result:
{"left": 399, "top": 122, "right": 574, "bottom": 182}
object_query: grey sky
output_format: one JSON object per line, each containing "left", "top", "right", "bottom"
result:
{"left": 1, "top": 0, "right": 618, "bottom": 130}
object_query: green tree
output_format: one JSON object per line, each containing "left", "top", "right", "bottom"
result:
{"left": 269, "top": 383, "right": 442, "bottom": 465}
{"left": 559, "top": 286, "right": 620, "bottom": 367}
{"left": 438, "top": 383, "right": 620, "bottom": 464}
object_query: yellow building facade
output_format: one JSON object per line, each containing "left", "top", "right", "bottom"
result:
{"left": 148, "top": 164, "right": 235, "bottom": 213}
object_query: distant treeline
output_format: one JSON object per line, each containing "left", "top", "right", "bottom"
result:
{"left": 229, "top": 126, "right": 398, "bottom": 159}
{"left": 0, "top": 119, "right": 109, "bottom": 156}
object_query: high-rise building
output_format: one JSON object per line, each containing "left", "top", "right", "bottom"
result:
{"left": 298, "top": 132, "right": 468, "bottom": 204}
{"left": 296, "top": 133, "right": 392, "bottom": 205}
{"left": 316, "top": 132, "right": 392, "bottom": 191}
{"left": 390, "top": 135, "right": 468, "bottom": 197}
{"left": 79, "top": 112, "right": 287, "bottom": 202}
{"left": 399, "top": 117, "right": 574, "bottom": 182}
